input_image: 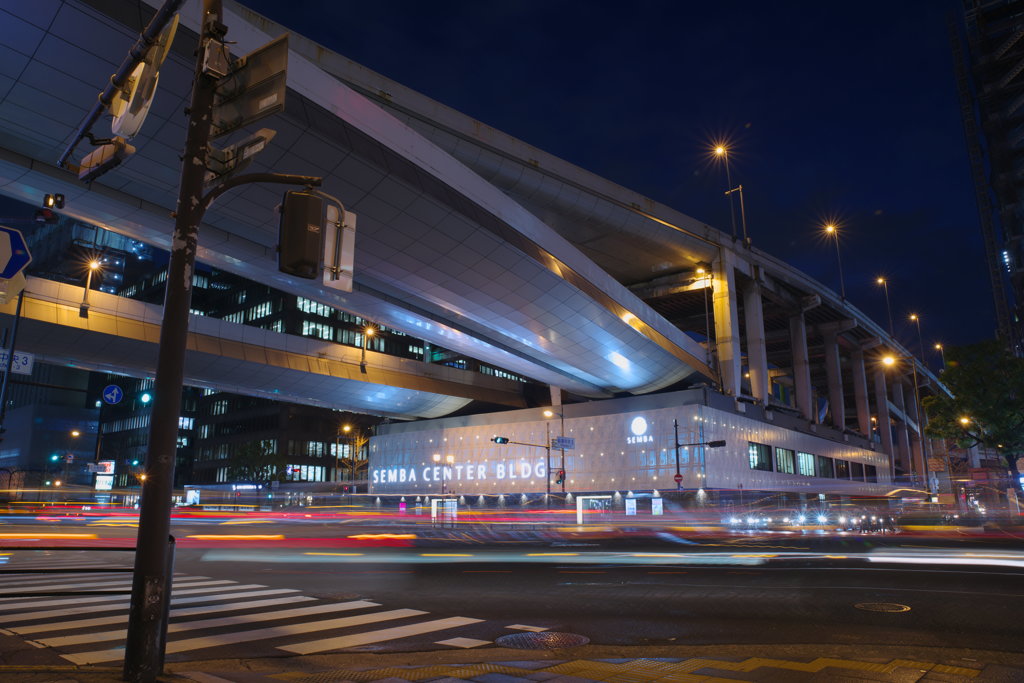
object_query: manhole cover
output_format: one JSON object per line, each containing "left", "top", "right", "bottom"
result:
{"left": 495, "top": 631, "right": 590, "bottom": 649}
{"left": 854, "top": 602, "right": 911, "bottom": 613}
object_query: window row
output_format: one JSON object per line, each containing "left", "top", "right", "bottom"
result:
{"left": 748, "top": 442, "right": 878, "bottom": 482}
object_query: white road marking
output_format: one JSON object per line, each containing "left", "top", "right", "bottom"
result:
{"left": 63, "top": 608, "right": 427, "bottom": 664}
{"left": 0, "top": 577, "right": 230, "bottom": 597}
{"left": 436, "top": 636, "right": 490, "bottom": 648}
{"left": 279, "top": 616, "right": 483, "bottom": 654}
{"left": 506, "top": 624, "right": 549, "bottom": 632}
{"left": 39, "top": 600, "right": 381, "bottom": 647}
{"left": 0, "top": 583, "right": 273, "bottom": 612}
{"left": 9, "top": 596, "right": 319, "bottom": 635}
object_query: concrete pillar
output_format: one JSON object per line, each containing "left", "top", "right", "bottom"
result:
{"left": 873, "top": 369, "right": 894, "bottom": 468}
{"left": 742, "top": 282, "right": 769, "bottom": 404}
{"left": 712, "top": 251, "right": 742, "bottom": 397}
{"left": 789, "top": 313, "right": 813, "bottom": 421}
{"left": 822, "top": 333, "right": 845, "bottom": 430}
{"left": 892, "top": 381, "right": 912, "bottom": 476}
{"left": 851, "top": 348, "right": 871, "bottom": 436}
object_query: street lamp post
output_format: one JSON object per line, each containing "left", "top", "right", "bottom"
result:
{"left": 360, "top": 325, "right": 375, "bottom": 371}
{"left": 714, "top": 145, "right": 738, "bottom": 240}
{"left": 432, "top": 453, "right": 454, "bottom": 496}
{"left": 883, "top": 354, "right": 928, "bottom": 489}
{"left": 543, "top": 409, "right": 566, "bottom": 493}
{"left": 672, "top": 418, "right": 726, "bottom": 493}
{"left": 935, "top": 343, "right": 945, "bottom": 369}
{"left": 79, "top": 260, "right": 101, "bottom": 318}
{"left": 824, "top": 224, "right": 846, "bottom": 300}
{"left": 876, "top": 277, "right": 895, "bottom": 337}
{"left": 909, "top": 314, "right": 925, "bottom": 362}
{"left": 336, "top": 424, "right": 352, "bottom": 483}
{"left": 725, "top": 185, "right": 749, "bottom": 244}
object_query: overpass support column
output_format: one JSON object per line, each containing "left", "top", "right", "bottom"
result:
{"left": 742, "top": 282, "right": 769, "bottom": 404}
{"left": 713, "top": 251, "right": 741, "bottom": 397}
{"left": 822, "top": 332, "right": 845, "bottom": 431}
{"left": 873, "top": 369, "right": 894, "bottom": 470}
{"left": 851, "top": 348, "right": 872, "bottom": 436}
{"left": 789, "top": 313, "right": 813, "bottom": 421}
{"left": 892, "top": 381, "right": 913, "bottom": 476}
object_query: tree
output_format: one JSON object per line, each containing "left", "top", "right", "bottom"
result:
{"left": 224, "top": 440, "right": 286, "bottom": 483}
{"left": 923, "top": 340, "right": 1024, "bottom": 492}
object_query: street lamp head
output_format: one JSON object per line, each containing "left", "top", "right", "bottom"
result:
{"left": 543, "top": 409, "right": 554, "bottom": 418}
{"left": 445, "top": 454, "right": 455, "bottom": 464}
{"left": 342, "top": 424, "right": 352, "bottom": 434}
{"left": 824, "top": 224, "right": 836, "bottom": 235}
{"left": 882, "top": 355, "right": 896, "bottom": 366}
{"left": 70, "top": 430, "right": 80, "bottom": 437}
{"left": 935, "top": 343, "right": 943, "bottom": 350}
{"left": 909, "top": 313, "right": 918, "bottom": 321}
{"left": 714, "top": 145, "right": 726, "bottom": 156}
{"left": 432, "top": 453, "right": 441, "bottom": 463}
{"left": 876, "top": 277, "right": 886, "bottom": 285}
{"left": 959, "top": 416, "right": 970, "bottom": 426}
{"left": 88, "top": 260, "right": 100, "bottom": 271}
{"left": 364, "top": 326, "right": 375, "bottom": 337}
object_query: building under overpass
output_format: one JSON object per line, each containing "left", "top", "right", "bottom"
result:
{"left": 0, "top": 0, "right": 951, "bottom": 498}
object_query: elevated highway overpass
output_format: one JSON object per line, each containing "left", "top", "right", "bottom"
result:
{"left": 0, "top": 0, "right": 948, "bottom": 479}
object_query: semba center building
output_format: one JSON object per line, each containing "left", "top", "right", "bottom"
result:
{"left": 368, "top": 387, "right": 892, "bottom": 503}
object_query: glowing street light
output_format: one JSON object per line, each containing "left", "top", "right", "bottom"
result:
{"left": 79, "top": 259, "right": 102, "bottom": 318}
{"left": 876, "top": 277, "right": 895, "bottom": 337}
{"left": 959, "top": 416, "right": 971, "bottom": 426}
{"left": 935, "top": 343, "right": 945, "bottom": 368}
{"left": 823, "top": 224, "right": 846, "bottom": 300}
{"left": 360, "top": 325, "right": 376, "bottom": 370}
{"left": 712, "top": 143, "right": 738, "bottom": 240}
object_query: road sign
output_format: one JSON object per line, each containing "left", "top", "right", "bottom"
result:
{"left": 552, "top": 436, "right": 575, "bottom": 450}
{"left": 0, "top": 349, "right": 34, "bottom": 375}
{"left": 0, "top": 226, "right": 32, "bottom": 280}
{"left": 673, "top": 473, "right": 684, "bottom": 484}
{"left": 102, "top": 384, "right": 124, "bottom": 405}
{"left": 211, "top": 35, "right": 288, "bottom": 139}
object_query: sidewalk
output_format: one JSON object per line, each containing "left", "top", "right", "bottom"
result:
{"left": 4, "top": 643, "right": 1024, "bottom": 682}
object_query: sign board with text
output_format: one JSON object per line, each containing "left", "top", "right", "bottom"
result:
{"left": 551, "top": 436, "right": 575, "bottom": 450}
{"left": 0, "top": 350, "right": 34, "bottom": 375}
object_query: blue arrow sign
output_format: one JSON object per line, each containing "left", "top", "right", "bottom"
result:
{"left": 0, "top": 226, "right": 32, "bottom": 280}
{"left": 102, "top": 384, "right": 124, "bottom": 405}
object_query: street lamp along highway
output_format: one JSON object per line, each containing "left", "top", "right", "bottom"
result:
{"left": 432, "top": 453, "right": 455, "bottom": 495}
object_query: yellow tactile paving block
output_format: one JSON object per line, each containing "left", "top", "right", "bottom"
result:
{"left": 274, "top": 655, "right": 983, "bottom": 682}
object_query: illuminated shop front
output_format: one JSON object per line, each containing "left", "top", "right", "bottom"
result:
{"left": 369, "top": 389, "right": 892, "bottom": 497}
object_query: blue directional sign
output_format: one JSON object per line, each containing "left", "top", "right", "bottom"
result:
{"left": 0, "top": 226, "right": 32, "bottom": 280}
{"left": 102, "top": 384, "right": 124, "bottom": 405}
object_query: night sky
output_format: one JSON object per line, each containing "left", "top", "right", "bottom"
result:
{"left": 244, "top": 0, "right": 985, "bottom": 361}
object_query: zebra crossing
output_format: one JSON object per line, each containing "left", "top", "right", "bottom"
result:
{"left": 0, "top": 555, "right": 521, "bottom": 664}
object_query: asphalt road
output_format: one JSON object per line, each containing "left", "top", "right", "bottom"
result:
{"left": 2, "top": 516, "right": 1022, "bottom": 663}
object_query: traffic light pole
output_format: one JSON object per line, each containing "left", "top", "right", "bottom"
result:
{"left": 123, "top": 3, "right": 320, "bottom": 679}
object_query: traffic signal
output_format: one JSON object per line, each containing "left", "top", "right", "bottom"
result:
{"left": 50, "top": 454, "right": 60, "bottom": 462}
{"left": 491, "top": 436, "right": 510, "bottom": 444}
{"left": 34, "top": 208, "right": 58, "bottom": 224}
{"left": 556, "top": 469, "right": 566, "bottom": 484}
{"left": 278, "top": 190, "right": 324, "bottom": 279}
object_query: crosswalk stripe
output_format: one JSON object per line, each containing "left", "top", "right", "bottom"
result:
{"left": 38, "top": 600, "right": 382, "bottom": 647}
{"left": 279, "top": 616, "right": 483, "bottom": 654}
{"left": 9, "top": 596, "right": 317, "bottom": 635}
{"left": 0, "top": 573, "right": 127, "bottom": 586}
{"left": 0, "top": 577, "right": 229, "bottom": 596}
{"left": 0, "top": 582, "right": 272, "bottom": 612}
{"left": 0, "top": 589, "right": 301, "bottom": 624}
{"left": 62, "top": 608, "right": 428, "bottom": 664}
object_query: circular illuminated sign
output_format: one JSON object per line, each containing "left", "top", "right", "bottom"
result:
{"left": 630, "top": 416, "right": 648, "bottom": 436}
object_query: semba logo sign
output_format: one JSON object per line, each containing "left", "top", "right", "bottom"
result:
{"left": 626, "top": 416, "right": 654, "bottom": 444}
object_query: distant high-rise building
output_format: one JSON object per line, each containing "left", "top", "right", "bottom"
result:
{"left": 955, "top": 0, "right": 1024, "bottom": 347}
